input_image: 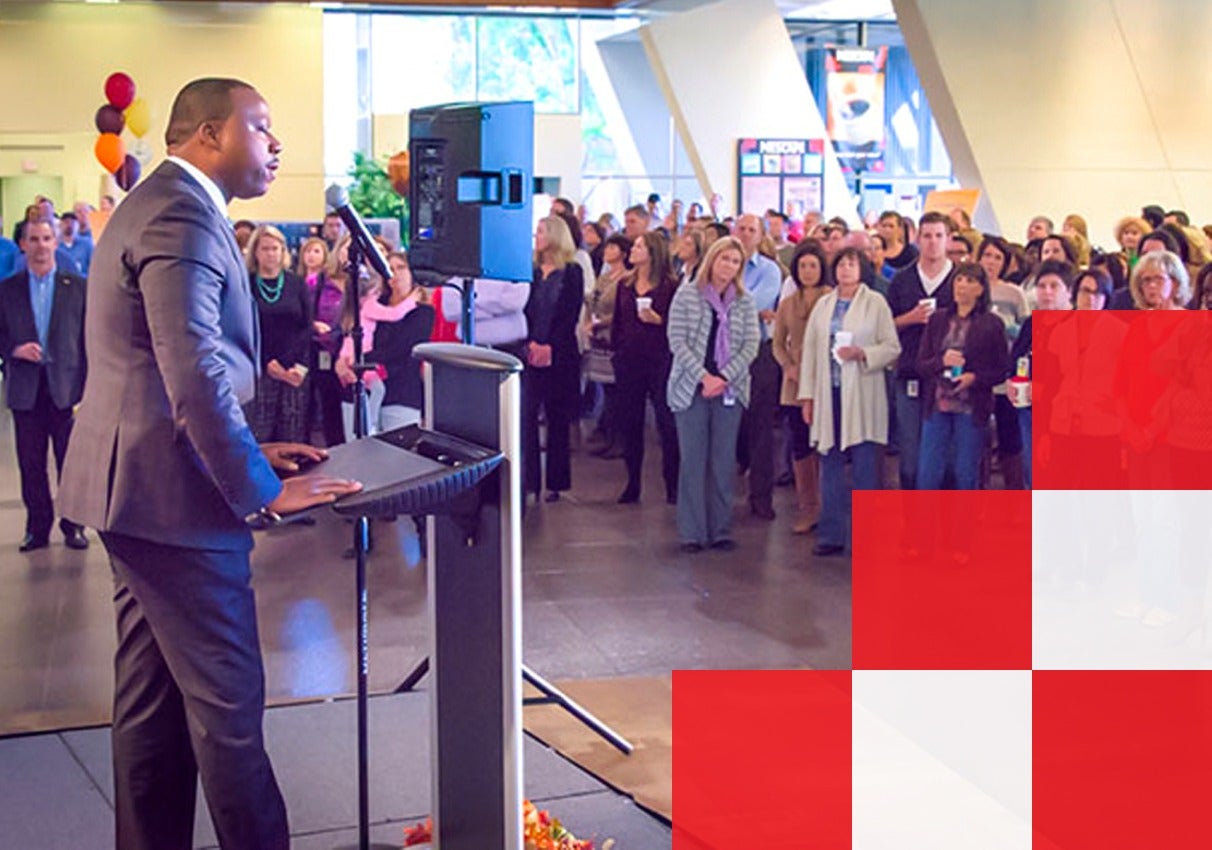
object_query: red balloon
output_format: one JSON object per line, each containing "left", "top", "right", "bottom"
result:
{"left": 105, "top": 72, "right": 136, "bottom": 110}
{"left": 116, "top": 154, "right": 141, "bottom": 192}
{"left": 95, "top": 104, "right": 125, "bottom": 135}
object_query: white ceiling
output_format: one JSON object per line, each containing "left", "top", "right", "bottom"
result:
{"left": 617, "top": 0, "right": 895, "bottom": 20}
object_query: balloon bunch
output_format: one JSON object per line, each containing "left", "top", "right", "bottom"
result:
{"left": 93, "top": 72, "right": 151, "bottom": 192}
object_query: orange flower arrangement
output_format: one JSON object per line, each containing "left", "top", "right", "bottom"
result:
{"left": 403, "top": 800, "right": 614, "bottom": 849}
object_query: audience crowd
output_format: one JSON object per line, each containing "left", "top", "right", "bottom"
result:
{"left": 4, "top": 191, "right": 1211, "bottom": 556}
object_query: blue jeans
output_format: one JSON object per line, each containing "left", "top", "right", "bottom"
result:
{"left": 1019, "top": 407, "right": 1032, "bottom": 490}
{"left": 818, "top": 388, "right": 882, "bottom": 548}
{"left": 893, "top": 377, "right": 921, "bottom": 489}
{"left": 917, "top": 410, "right": 984, "bottom": 490}
{"left": 818, "top": 443, "right": 881, "bottom": 549}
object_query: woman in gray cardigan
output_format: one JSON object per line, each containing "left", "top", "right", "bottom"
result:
{"left": 666, "top": 236, "right": 761, "bottom": 552}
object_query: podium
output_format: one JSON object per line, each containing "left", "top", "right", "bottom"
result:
{"left": 415, "top": 343, "right": 525, "bottom": 850}
{"left": 298, "top": 344, "right": 520, "bottom": 850}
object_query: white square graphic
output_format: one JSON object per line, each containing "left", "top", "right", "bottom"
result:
{"left": 1033, "top": 490, "right": 1212, "bottom": 670}
{"left": 853, "top": 670, "right": 1031, "bottom": 850}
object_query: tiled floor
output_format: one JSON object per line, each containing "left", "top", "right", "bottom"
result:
{"left": 0, "top": 415, "right": 845, "bottom": 737}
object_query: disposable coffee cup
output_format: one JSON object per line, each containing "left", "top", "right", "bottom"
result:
{"left": 1008, "top": 376, "right": 1032, "bottom": 408}
{"left": 834, "top": 331, "right": 854, "bottom": 348}
{"left": 636, "top": 296, "right": 652, "bottom": 314}
{"left": 919, "top": 297, "right": 937, "bottom": 314}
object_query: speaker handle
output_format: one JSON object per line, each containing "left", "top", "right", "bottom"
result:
{"left": 502, "top": 169, "right": 526, "bottom": 209}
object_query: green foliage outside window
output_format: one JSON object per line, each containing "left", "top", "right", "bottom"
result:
{"left": 347, "top": 151, "right": 409, "bottom": 246}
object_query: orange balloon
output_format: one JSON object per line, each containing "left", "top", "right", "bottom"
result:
{"left": 95, "top": 132, "right": 126, "bottom": 174}
{"left": 387, "top": 150, "right": 410, "bottom": 196}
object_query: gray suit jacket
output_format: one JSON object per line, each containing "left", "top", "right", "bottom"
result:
{"left": 60, "top": 160, "right": 281, "bottom": 550}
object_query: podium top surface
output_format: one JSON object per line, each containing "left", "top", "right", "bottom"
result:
{"left": 414, "top": 342, "right": 522, "bottom": 374}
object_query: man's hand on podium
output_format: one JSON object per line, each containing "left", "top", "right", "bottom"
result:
{"left": 261, "top": 442, "right": 327, "bottom": 473}
{"left": 268, "top": 474, "right": 363, "bottom": 515}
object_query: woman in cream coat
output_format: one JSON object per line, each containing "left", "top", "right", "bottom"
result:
{"left": 800, "top": 246, "right": 900, "bottom": 556}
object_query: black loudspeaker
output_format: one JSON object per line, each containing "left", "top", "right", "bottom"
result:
{"left": 409, "top": 101, "right": 534, "bottom": 282}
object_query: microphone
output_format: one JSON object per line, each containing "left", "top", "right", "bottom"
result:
{"left": 325, "top": 183, "right": 392, "bottom": 283}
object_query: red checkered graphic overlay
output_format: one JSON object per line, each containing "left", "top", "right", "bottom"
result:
{"left": 852, "top": 490, "right": 1032, "bottom": 671}
{"left": 1033, "top": 310, "right": 1212, "bottom": 490}
{"left": 673, "top": 670, "right": 851, "bottom": 849}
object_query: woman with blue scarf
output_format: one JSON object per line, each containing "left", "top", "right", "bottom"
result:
{"left": 666, "top": 237, "right": 760, "bottom": 553}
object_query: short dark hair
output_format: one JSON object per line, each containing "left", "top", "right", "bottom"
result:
{"left": 1090, "top": 249, "right": 1129, "bottom": 291}
{"left": 1166, "top": 209, "right": 1190, "bottom": 226}
{"left": 788, "top": 238, "right": 831, "bottom": 290}
{"left": 1041, "top": 234, "right": 1077, "bottom": 264}
{"left": 324, "top": 211, "right": 341, "bottom": 221}
{"left": 707, "top": 222, "right": 730, "bottom": 240}
{"left": 60, "top": 211, "right": 77, "bottom": 222}
{"left": 233, "top": 219, "right": 256, "bottom": 231}
{"left": 949, "top": 233, "right": 973, "bottom": 254}
{"left": 603, "top": 234, "right": 633, "bottom": 266}
{"left": 646, "top": 193, "right": 661, "bottom": 205}
{"left": 552, "top": 197, "right": 575, "bottom": 217}
{"left": 1073, "top": 266, "right": 1113, "bottom": 308}
{"left": 165, "top": 77, "right": 256, "bottom": 147}
{"left": 977, "top": 235, "right": 1011, "bottom": 279}
{"left": 1158, "top": 222, "right": 1191, "bottom": 264}
{"left": 830, "top": 245, "right": 866, "bottom": 281}
{"left": 1141, "top": 205, "right": 1166, "bottom": 229}
{"left": 953, "top": 261, "right": 991, "bottom": 312}
{"left": 624, "top": 204, "right": 649, "bottom": 220}
{"left": 918, "top": 210, "right": 950, "bottom": 232}
{"left": 1140, "top": 227, "right": 1180, "bottom": 257}
{"left": 1035, "top": 259, "right": 1075, "bottom": 290}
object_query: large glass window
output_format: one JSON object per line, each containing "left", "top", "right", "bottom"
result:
{"left": 322, "top": 10, "right": 954, "bottom": 219}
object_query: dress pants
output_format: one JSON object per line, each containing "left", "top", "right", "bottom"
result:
{"left": 245, "top": 373, "right": 310, "bottom": 444}
{"left": 12, "top": 375, "right": 81, "bottom": 540}
{"left": 674, "top": 393, "right": 743, "bottom": 545}
{"left": 741, "top": 340, "right": 780, "bottom": 511}
{"left": 522, "top": 363, "right": 576, "bottom": 495}
{"left": 615, "top": 355, "right": 679, "bottom": 500}
{"left": 103, "top": 531, "right": 289, "bottom": 850}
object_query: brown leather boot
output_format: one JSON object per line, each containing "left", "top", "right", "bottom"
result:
{"left": 792, "top": 455, "right": 820, "bottom": 534}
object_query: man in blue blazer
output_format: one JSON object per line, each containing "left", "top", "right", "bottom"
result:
{"left": 0, "top": 217, "right": 88, "bottom": 551}
{"left": 59, "top": 78, "right": 360, "bottom": 850}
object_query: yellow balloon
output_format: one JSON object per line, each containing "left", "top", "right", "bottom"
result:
{"left": 124, "top": 97, "right": 151, "bottom": 139}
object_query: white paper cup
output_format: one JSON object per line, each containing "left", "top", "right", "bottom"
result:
{"left": 834, "top": 330, "right": 854, "bottom": 348}
{"left": 1008, "top": 377, "right": 1031, "bottom": 408}
{"left": 919, "top": 297, "right": 937, "bottom": 313}
{"left": 636, "top": 296, "right": 652, "bottom": 314}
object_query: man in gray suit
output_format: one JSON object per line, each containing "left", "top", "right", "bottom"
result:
{"left": 60, "top": 79, "right": 361, "bottom": 850}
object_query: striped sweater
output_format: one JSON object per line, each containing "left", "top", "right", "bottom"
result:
{"left": 665, "top": 281, "right": 761, "bottom": 412}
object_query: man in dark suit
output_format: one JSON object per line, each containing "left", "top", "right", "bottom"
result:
{"left": 59, "top": 79, "right": 360, "bottom": 850}
{"left": 0, "top": 217, "right": 89, "bottom": 551}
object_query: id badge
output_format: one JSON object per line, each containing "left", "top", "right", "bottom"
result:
{"left": 722, "top": 390, "right": 737, "bottom": 407}
{"left": 318, "top": 351, "right": 332, "bottom": 371}
{"left": 906, "top": 379, "right": 920, "bottom": 399}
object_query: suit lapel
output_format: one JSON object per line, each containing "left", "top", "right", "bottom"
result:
{"left": 11, "top": 272, "right": 38, "bottom": 343}
{"left": 46, "top": 271, "right": 73, "bottom": 350}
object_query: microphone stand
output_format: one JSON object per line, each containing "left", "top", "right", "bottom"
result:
{"left": 337, "top": 240, "right": 394, "bottom": 850}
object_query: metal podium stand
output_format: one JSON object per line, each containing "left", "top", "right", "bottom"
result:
{"left": 417, "top": 343, "right": 525, "bottom": 850}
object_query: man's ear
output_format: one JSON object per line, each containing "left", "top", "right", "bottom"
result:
{"left": 198, "top": 120, "right": 223, "bottom": 151}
